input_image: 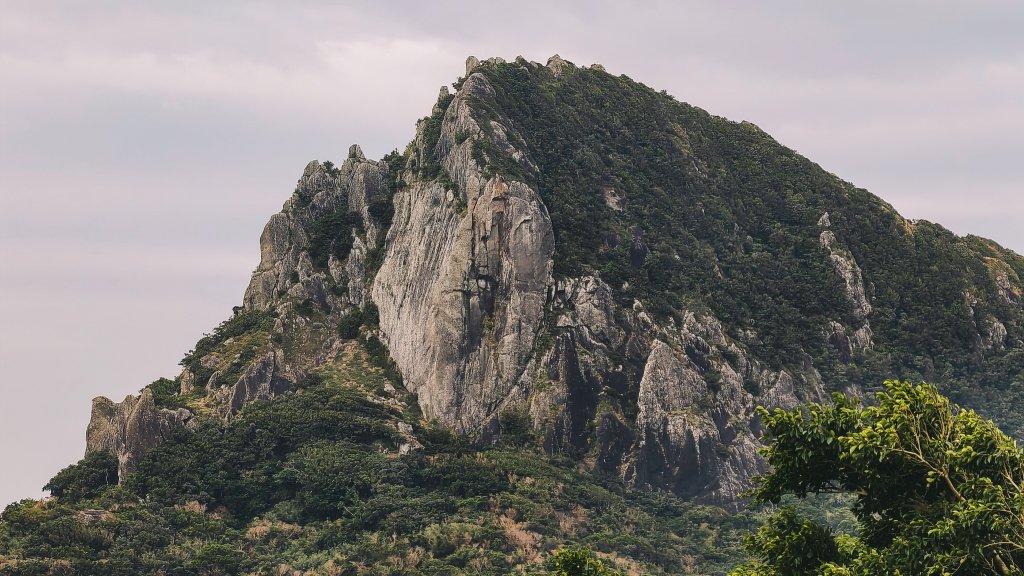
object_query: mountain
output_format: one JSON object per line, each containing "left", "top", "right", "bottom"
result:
{"left": 2, "top": 55, "right": 1022, "bottom": 575}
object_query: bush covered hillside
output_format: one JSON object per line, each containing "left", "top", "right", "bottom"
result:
{"left": 3, "top": 55, "right": 1024, "bottom": 575}
{"left": 1, "top": 343, "right": 754, "bottom": 575}
{"left": 469, "top": 59, "right": 1024, "bottom": 436}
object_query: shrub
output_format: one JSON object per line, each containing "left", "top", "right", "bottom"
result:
{"left": 44, "top": 451, "right": 118, "bottom": 501}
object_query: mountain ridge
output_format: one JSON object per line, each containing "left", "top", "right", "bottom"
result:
{"left": 86, "top": 53, "right": 1024, "bottom": 505}
{"left": 3, "top": 54, "right": 1023, "bottom": 575}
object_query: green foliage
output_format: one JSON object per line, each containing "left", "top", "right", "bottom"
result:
{"left": 337, "top": 308, "right": 363, "bottom": 339}
{"left": 43, "top": 451, "right": 118, "bottom": 501}
{"left": 368, "top": 199, "right": 395, "bottom": 229}
{"left": 732, "top": 381, "right": 1024, "bottom": 575}
{"left": 308, "top": 207, "right": 364, "bottom": 268}
{"left": 191, "top": 542, "right": 242, "bottom": 574}
{"left": 730, "top": 508, "right": 842, "bottom": 576}
{"left": 472, "top": 60, "right": 1024, "bottom": 404}
{"left": 547, "top": 546, "right": 623, "bottom": 575}
{"left": 179, "top": 309, "right": 275, "bottom": 389}
{"left": 12, "top": 60, "right": 1024, "bottom": 576}
{"left": 321, "top": 160, "right": 340, "bottom": 177}
{"left": 2, "top": 344, "right": 756, "bottom": 574}
{"left": 127, "top": 365, "right": 402, "bottom": 520}
{"left": 147, "top": 377, "right": 186, "bottom": 409}
{"left": 472, "top": 62, "right": 854, "bottom": 369}
{"left": 417, "top": 92, "right": 455, "bottom": 179}
{"left": 498, "top": 407, "right": 536, "bottom": 448}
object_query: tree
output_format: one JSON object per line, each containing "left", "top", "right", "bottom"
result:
{"left": 731, "top": 380, "right": 1024, "bottom": 575}
{"left": 43, "top": 450, "right": 118, "bottom": 501}
{"left": 547, "top": 546, "right": 622, "bottom": 576}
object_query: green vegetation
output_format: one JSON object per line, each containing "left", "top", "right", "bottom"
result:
{"left": 546, "top": 546, "right": 623, "bottom": 575}
{"left": 148, "top": 377, "right": 187, "bottom": 410}
{"left": 473, "top": 63, "right": 853, "bottom": 370}
{"left": 470, "top": 60, "right": 1024, "bottom": 434}
{"left": 416, "top": 91, "right": 455, "bottom": 180}
{"left": 6, "top": 60, "right": 1024, "bottom": 576}
{"left": 308, "top": 207, "right": 364, "bottom": 268}
{"left": 42, "top": 451, "right": 117, "bottom": 502}
{"left": 178, "top": 310, "right": 275, "bottom": 391}
{"left": 1, "top": 345, "right": 754, "bottom": 574}
{"left": 731, "top": 381, "right": 1024, "bottom": 575}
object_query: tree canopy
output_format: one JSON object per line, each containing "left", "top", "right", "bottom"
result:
{"left": 544, "top": 546, "right": 623, "bottom": 576}
{"left": 731, "top": 380, "right": 1024, "bottom": 575}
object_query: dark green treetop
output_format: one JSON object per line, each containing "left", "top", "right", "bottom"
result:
{"left": 732, "top": 380, "right": 1024, "bottom": 575}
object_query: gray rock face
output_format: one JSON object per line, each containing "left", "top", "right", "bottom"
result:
{"left": 372, "top": 72, "right": 555, "bottom": 432}
{"left": 207, "top": 349, "right": 293, "bottom": 417}
{"left": 994, "top": 269, "right": 1022, "bottom": 306}
{"left": 636, "top": 341, "right": 749, "bottom": 500}
{"left": 82, "top": 152, "right": 392, "bottom": 472}
{"left": 820, "top": 230, "right": 872, "bottom": 321}
{"left": 818, "top": 225, "right": 875, "bottom": 363}
{"left": 363, "top": 65, "right": 832, "bottom": 505}
{"left": 526, "top": 275, "right": 821, "bottom": 505}
{"left": 244, "top": 154, "right": 387, "bottom": 312}
{"left": 85, "top": 389, "right": 194, "bottom": 481}
{"left": 632, "top": 315, "right": 822, "bottom": 504}
{"left": 546, "top": 54, "right": 571, "bottom": 76}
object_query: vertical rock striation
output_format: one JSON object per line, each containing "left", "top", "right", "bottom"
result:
{"left": 372, "top": 71, "right": 555, "bottom": 432}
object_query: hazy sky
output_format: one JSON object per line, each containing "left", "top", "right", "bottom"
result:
{"left": 2, "top": 1, "right": 1022, "bottom": 506}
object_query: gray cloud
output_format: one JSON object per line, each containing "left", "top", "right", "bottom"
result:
{"left": 1, "top": 1, "right": 1022, "bottom": 505}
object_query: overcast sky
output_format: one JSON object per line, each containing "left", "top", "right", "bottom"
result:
{"left": 1, "top": 1, "right": 1022, "bottom": 506}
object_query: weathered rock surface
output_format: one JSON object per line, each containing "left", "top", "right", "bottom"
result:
{"left": 244, "top": 152, "right": 387, "bottom": 313}
{"left": 530, "top": 275, "right": 823, "bottom": 504}
{"left": 372, "top": 72, "right": 555, "bottom": 432}
{"left": 367, "top": 64, "right": 829, "bottom": 505}
{"left": 820, "top": 229, "right": 872, "bottom": 321}
{"left": 85, "top": 389, "right": 194, "bottom": 481}
{"left": 208, "top": 349, "right": 293, "bottom": 417}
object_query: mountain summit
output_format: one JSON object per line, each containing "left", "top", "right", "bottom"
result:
{"left": 5, "top": 55, "right": 1024, "bottom": 574}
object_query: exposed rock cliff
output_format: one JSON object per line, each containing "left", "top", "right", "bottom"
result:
{"left": 372, "top": 71, "right": 555, "bottom": 432}
{"left": 82, "top": 55, "right": 1024, "bottom": 508}
{"left": 85, "top": 389, "right": 193, "bottom": 481}
{"left": 368, "top": 61, "right": 826, "bottom": 504}
{"left": 184, "top": 145, "right": 392, "bottom": 417}
{"left": 244, "top": 145, "right": 386, "bottom": 313}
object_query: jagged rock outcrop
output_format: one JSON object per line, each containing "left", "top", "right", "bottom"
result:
{"left": 244, "top": 148, "right": 386, "bottom": 312}
{"left": 819, "top": 226, "right": 872, "bottom": 321}
{"left": 210, "top": 349, "right": 293, "bottom": 417}
{"left": 85, "top": 389, "right": 194, "bottom": 481}
{"left": 368, "top": 61, "right": 828, "bottom": 504}
{"left": 372, "top": 71, "right": 555, "bottom": 432}
{"left": 631, "top": 325, "right": 817, "bottom": 505}
{"left": 818, "top": 213, "right": 875, "bottom": 363}
{"left": 168, "top": 146, "right": 394, "bottom": 416}
{"left": 78, "top": 54, "right": 1024, "bottom": 510}
{"left": 522, "top": 273, "right": 822, "bottom": 504}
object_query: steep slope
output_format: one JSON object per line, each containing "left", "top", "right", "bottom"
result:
{"left": 73, "top": 55, "right": 1024, "bottom": 504}
{"left": 372, "top": 55, "right": 1024, "bottom": 504}
{"left": 2, "top": 54, "right": 1023, "bottom": 575}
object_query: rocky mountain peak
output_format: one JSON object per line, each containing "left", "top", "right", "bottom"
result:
{"left": 81, "top": 55, "right": 1024, "bottom": 509}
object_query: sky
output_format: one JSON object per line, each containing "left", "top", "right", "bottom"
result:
{"left": 1, "top": 0, "right": 1022, "bottom": 507}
